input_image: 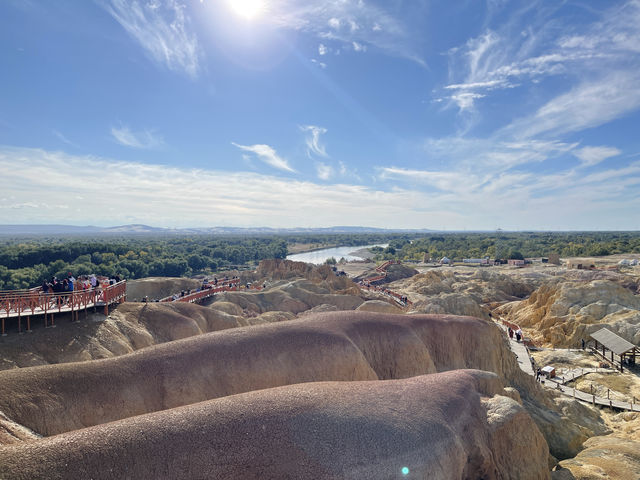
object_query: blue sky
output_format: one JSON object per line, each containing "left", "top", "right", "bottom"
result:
{"left": 1, "top": 0, "right": 640, "bottom": 230}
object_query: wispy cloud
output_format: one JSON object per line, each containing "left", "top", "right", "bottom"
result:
{"left": 103, "top": 0, "right": 200, "bottom": 78}
{"left": 352, "top": 41, "right": 366, "bottom": 52}
{"left": 573, "top": 146, "right": 621, "bottom": 167}
{"left": 52, "top": 129, "right": 79, "bottom": 148}
{"left": 1, "top": 145, "right": 639, "bottom": 229}
{"left": 256, "top": 0, "right": 424, "bottom": 65}
{"left": 311, "top": 58, "right": 327, "bottom": 69}
{"left": 503, "top": 70, "right": 640, "bottom": 139}
{"left": 441, "top": 0, "right": 640, "bottom": 116}
{"left": 0, "top": 146, "right": 439, "bottom": 228}
{"left": 111, "top": 125, "right": 164, "bottom": 149}
{"left": 375, "top": 156, "right": 640, "bottom": 230}
{"left": 231, "top": 142, "right": 295, "bottom": 172}
{"left": 316, "top": 162, "right": 333, "bottom": 180}
{"left": 300, "top": 125, "right": 328, "bottom": 158}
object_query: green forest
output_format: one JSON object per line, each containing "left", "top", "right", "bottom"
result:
{"left": 1, "top": 231, "right": 640, "bottom": 290}
{"left": 371, "top": 232, "right": 640, "bottom": 263}
{"left": 0, "top": 235, "right": 286, "bottom": 290}
{"left": 0, "top": 232, "right": 409, "bottom": 290}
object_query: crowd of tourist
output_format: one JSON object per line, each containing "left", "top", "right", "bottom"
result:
{"left": 40, "top": 273, "right": 123, "bottom": 294}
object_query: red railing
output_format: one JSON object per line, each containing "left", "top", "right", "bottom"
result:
{"left": 357, "top": 260, "right": 411, "bottom": 307}
{"left": 0, "top": 281, "right": 126, "bottom": 335}
{"left": 158, "top": 280, "right": 240, "bottom": 303}
{"left": 359, "top": 282, "right": 412, "bottom": 306}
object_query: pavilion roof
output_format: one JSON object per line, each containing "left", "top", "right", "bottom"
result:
{"left": 590, "top": 328, "right": 637, "bottom": 355}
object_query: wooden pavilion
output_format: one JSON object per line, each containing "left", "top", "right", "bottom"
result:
{"left": 590, "top": 328, "right": 638, "bottom": 372}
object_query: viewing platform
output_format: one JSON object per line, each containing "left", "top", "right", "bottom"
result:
{"left": 157, "top": 279, "right": 242, "bottom": 304}
{"left": 0, "top": 281, "right": 127, "bottom": 335}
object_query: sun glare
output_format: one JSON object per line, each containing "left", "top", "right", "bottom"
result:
{"left": 228, "top": 0, "right": 265, "bottom": 20}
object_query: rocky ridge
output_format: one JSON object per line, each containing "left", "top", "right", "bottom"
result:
{"left": 0, "top": 370, "right": 550, "bottom": 480}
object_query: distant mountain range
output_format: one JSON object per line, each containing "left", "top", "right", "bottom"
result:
{"left": 0, "top": 224, "right": 435, "bottom": 236}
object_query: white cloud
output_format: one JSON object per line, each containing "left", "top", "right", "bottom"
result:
{"left": 300, "top": 125, "right": 328, "bottom": 157}
{"left": 265, "top": 0, "right": 424, "bottom": 65}
{"left": 111, "top": 126, "right": 164, "bottom": 149}
{"left": 444, "top": 80, "right": 510, "bottom": 91}
{"left": 352, "top": 41, "right": 366, "bottom": 52}
{"left": 450, "top": 92, "right": 485, "bottom": 112}
{"left": 441, "top": 0, "right": 640, "bottom": 121}
{"left": 379, "top": 167, "right": 470, "bottom": 193}
{"left": 505, "top": 70, "right": 640, "bottom": 139}
{"left": 573, "top": 146, "right": 621, "bottom": 167}
{"left": 52, "top": 129, "right": 79, "bottom": 148}
{"left": 0, "top": 146, "right": 441, "bottom": 228}
{"left": 103, "top": 0, "right": 200, "bottom": 78}
{"left": 231, "top": 142, "right": 295, "bottom": 172}
{"left": 318, "top": 43, "right": 328, "bottom": 55}
{"left": 316, "top": 162, "right": 333, "bottom": 180}
{"left": 311, "top": 58, "right": 327, "bottom": 68}
{"left": 1, "top": 146, "right": 640, "bottom": 229}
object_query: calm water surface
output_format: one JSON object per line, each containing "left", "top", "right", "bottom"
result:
{"left": 286, "top": 244, "right": 387, "bottom": 265}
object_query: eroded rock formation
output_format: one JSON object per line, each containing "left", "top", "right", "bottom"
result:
{"left": 0, "top": 312, "right": 514, "bottom": 437}
{"left": 0, "top": 370, "right": 550, "bottom": 480}
{"left": 499, "top": 279, "right": 640, "bottom": 347}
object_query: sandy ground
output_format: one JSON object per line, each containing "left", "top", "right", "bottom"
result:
{"left": 531, "top": 349, "right": 640, "bottom": 403}
{"left": 287, "top": 243, "right": 336, "bottom": 254}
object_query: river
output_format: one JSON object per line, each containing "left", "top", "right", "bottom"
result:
{"left": 286, "top": 244, "right": 387, "bottom": 265}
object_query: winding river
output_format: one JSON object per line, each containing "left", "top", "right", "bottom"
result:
{"left": 286, "top": 244, "right": 387, "bottom": 265}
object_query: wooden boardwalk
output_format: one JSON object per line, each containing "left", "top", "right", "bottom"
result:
{"left": 507, "top": 332, "right": 535, "bottom": 376}
{"left": 0, "top": 281, "right": 127, "bottom": 334}
{"left": 551, "top": 367, "right": 614, "bottom": 385}
{"left": 496, "top": 318, "right": 640, "bottom": 412}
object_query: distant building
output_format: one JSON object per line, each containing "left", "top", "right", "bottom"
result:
{"left": 463, "top": 258, "right": 490, "bottom": 264}
{"left": 440, "top": 257, "right": 451, "bottom": 264}
{"left": 508, "top": 259, "right": 525, "bottom": 266}
{"left": 547, "top": 254, "right": 560, "bottom": 265}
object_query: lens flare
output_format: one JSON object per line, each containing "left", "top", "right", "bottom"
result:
{"left": 228, "top": 0, "right": 265, "bottom": 20}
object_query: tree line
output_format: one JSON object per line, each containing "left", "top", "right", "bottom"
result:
{"left": 2, "top": 231, "right": 639, "bottom": 290}
{"left": 0, "top": 235, "right": 287, "bottom": 290}
{"left": 0, "top": 232, "right": 418, "bottom": 290}
{"left": 370, "top": 232, "right": 640, "bottom": 263}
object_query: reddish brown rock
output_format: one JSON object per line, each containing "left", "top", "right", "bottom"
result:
{"left": 0, "top": 312, "right": 513, "bottom": 437}
{"left": 0, "top": 370, "right": 550, "bottom": 480}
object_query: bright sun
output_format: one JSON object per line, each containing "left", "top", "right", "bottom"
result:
{"left": 228, "top": 0, "right": 265, "bottom": 20}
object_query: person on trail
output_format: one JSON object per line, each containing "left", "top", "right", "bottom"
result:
{"left": 515, "top": 331, "right": 521, "bottom": 342}
{"left": 536, "top": 368, "right": 541, "bottom": 382}
{"left": 508, "top": 327, "right": 514, "bottom": 339}
{"left": 581, "top": 338, "right": 585, "bottom": 350}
